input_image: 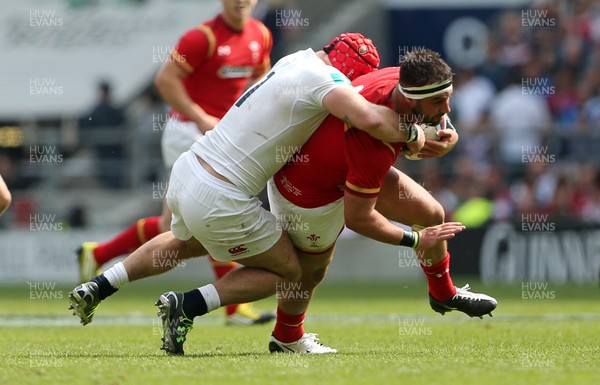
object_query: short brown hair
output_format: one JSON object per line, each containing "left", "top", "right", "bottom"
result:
{"left": 399, "top": 48, "right": 453, "bottom": 87}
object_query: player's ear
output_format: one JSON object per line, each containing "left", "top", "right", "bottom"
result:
{"left": 405, "top": 98, "right": 417, "bottom": 108}
{"left": 398, "top": 86, "right": 417, "bottom": 108}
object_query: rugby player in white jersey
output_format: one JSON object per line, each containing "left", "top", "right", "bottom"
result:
{"left": 68, "top": 33, "right": 466, "bottom": 355}
{"left": 266, "top": 51, "right": 496, "bottom": 353}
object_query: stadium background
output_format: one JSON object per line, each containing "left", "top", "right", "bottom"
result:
{"left": 0, "top": 0, "right": 599, "bottom": 286}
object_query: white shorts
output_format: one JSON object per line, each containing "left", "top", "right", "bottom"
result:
{"left": 167, "top": 151, "right": 282, "bottom": 262}
{"left": 267, "top": 179, "right": 344, "bottom": 253}
{"left": 161, "top": 119, "right": 203, "bottom": 170}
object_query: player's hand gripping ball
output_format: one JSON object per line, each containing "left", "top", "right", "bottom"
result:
{"left": 404, "top": 115, "right": 453, "bottom": 160}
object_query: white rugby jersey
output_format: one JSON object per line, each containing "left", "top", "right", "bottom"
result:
{"left": 191, "top": 48, "right": 352, "bottom": 196}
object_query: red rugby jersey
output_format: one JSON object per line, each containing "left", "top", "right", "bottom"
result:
{"left": 273, "top": 67, "right": 403, "bottom": 208}
{"left": 169, "top": 14, "right": 272, "bottom": 120}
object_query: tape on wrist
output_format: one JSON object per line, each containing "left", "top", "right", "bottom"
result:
{"left": 406, "top": 123, "right": 419, "bottom": 143}
{"left": 399, "top": 230, "right": 420, "bottom": 248}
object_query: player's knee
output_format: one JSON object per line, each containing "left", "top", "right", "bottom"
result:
{"left": 282, "top": 270, "right": 302, "bottom": 285}
{"left": 299, "top": 252, "right": 333, "bottom": 288}
{"left": 310, "top": 266, "right": 329, "bottom": 286}
{"left": 431, "top": 201, "right": 445, "bottom": 224}
{"left": 282, "top": 254, "right": 303, "bottom": 283}
{"left": 288, "top": 265, "right": 303, "bottom": 284}
{"left": 420, "top": 199, "right": 445, "bottom": 226}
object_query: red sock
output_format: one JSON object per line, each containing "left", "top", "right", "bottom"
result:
{"left": 209, "top": 256, "right": 239, "bottom": 315}
{"left": 273, "top": 307, "right": 305, "bottom": 343}
{"left": 94, "top": 216, "right": 161, "bottom": 266}
{"left": 420, "top": 252, "right": 456, "bottom": 302}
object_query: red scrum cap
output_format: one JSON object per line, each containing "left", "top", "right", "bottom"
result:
{"left": 323, "top": 32, "right": 380, "bottom": 80}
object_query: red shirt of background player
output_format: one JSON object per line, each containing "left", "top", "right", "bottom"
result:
{"left": 168, "top": 14, "right": 272, "bottom": 120}
{"left": 274, "top": 67, "right": 403, "bottom": 208}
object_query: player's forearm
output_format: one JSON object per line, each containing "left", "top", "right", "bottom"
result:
{"left": 348, "top": 104, "right": 421, "bottom": 144}
{"left": 345, "top": 207, "right": 406, "bottom": 246}
{"left": 364, "top": 105, "right": 418, "bottom": 143}
{"left": 323, "top": 88, "right": 411, "bottom": 143}
{"left": 155, "top": 77, "right": 217, "bottom": 133}
{"left": 155, "top": 76, "right": 207, "bottom": 122}
{"left": 0, "top": 176, "right": 11, "bottom": 215}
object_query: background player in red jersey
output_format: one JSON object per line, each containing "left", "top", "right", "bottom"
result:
{"left": 78, "top": 0, "right": 275, "bottom": 325}
{"left": 267, "top": 49, "right": 496, "bottom": 352}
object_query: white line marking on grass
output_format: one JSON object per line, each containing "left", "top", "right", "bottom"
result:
{"left": 1, "top": 313, "right": 599, "bottom": 327}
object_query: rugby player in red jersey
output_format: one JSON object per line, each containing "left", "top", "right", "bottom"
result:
{"left": 70, "top": 33, "right": 468, "bottom": 356}
{"left": 266, "top": 49, "right": 497, "bottom": 352}
{"left": 77, "top": 0, "right": 275, "bottom": 325}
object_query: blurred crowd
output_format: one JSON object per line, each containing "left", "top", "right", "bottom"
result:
{"left": 402, "top": 0, "right": 600, "bottom": 226}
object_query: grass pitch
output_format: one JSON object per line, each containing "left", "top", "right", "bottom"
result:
{"left": 1, "top": 279, "right": 598, "bottom": 385}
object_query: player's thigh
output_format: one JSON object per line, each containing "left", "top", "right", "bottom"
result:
{"left": 234, "top": 232, "right": 301, "bottom": 282}
{"left": 169, "top": 152, "right": 284, "bottom": 262}
{"left": 375, "top": 166, "right": 444, "bottom": 225}
{"left": 267, "top": 179, "right": 343, "bottom": 253}
{"left": 181, "top": 236, "right": 209, "bottom": 258}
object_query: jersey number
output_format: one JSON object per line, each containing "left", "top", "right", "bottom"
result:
{"left": 235, "top": 71, "right": 275, "bottom": 107}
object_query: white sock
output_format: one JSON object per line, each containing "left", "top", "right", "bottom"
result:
{"left": 198, "top": 284, "right": 221, "bottom": 313}
{"left": 103, "top": 262, "right": 129, "bottom": 289}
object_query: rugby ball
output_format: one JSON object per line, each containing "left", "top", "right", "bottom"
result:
{"left": 404, "top": 124, "right": 441, "bottom": 160}
{"left": 423, "top": 124, "right": 441, "bottom": 141}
